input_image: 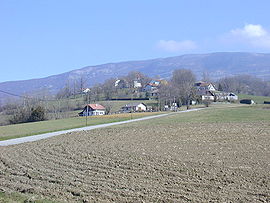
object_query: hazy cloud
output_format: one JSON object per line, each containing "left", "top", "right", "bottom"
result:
{"left": 157, "top": 40, "right": 197, "bottom": 52}
{"left": 225, "top": 24, "right": 270, "bottom": 48}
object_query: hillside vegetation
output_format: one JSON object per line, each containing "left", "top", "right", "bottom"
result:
{"left": 1, "top": 52, "right": 270, "bottom": 103}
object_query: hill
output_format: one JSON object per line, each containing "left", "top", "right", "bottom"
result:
{"left": 1, "top": 52, "right": 270, "bottom": 102}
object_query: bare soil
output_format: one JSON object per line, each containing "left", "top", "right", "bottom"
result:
{"left": 0, "top": 118, "right": 269, "bottom": 202}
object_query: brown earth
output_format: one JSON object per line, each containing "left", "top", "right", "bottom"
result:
{"left": 0, "top": 117, "right": 269, "bottom": 202}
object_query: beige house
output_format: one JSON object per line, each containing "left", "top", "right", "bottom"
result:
{"left": 122, "top": 102, "right": 147, "bottom": 112}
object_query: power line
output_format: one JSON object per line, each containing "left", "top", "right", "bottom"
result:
{"left": 0, "top": 89, "right": 56, "bottom": 102}
{"left": 0, "top": 89, "right": 29, "bottom": 99}
{"left": 0, "top": 89, "right": 86, "bottom": 102}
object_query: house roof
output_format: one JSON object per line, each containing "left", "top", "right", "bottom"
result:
{"left": 195, "top": 81, "right": 212, "bottom": 87}
{"left": 86, "top": 104, "right": 105, "bottom": 110}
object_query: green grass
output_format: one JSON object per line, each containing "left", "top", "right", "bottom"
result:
{"left": 0, "top": 192, "right": 59, "bottom": 203}
{"left": 0, "top": 112, "right": 162, "bottom": 141}
{"left": 140, "top": 104, "right": 270, "bottom": 126}
{"left": 238, "top": 94, "right": 270, "bottom": 104}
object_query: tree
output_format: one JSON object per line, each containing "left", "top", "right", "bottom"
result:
{"left": 56, "top": 81, "right": 72, "bottom": 99}
{"left": 171, "top": 69, "right": 196, "bottom": 108}
{"left": 28, "top": 106, "right": 45, "bottom": 122}
{"left": 202, "top": 71, "right": 211, "bottom": 82}
{"left": 102, "top": 78, "right": 116, "bottom": 100}
{"left": 9, "top": 105, "right": 46, "bottom": 124}
{"left": 124, "top": 71, "right": 151, "bottom": 88}
{"left": 217, "top": 75, "right": 270, "bottom": 96}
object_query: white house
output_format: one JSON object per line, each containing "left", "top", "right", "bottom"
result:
{"left": 122, "top": 102, "right": 147, "bottom": 112}
{"left": 227, "top": 93, "right": 238, "bottom": 101}
{"left": 78, "top": 104, "right": 106, "bottom": 116}
{"left": 82, "top": 88, "right": 91, "bottom": 93}
{"left": 201, "top": 91, "right": 215, "bottom": 101}
{"left": 133, "top": 80, "right": 142, "bottom": 88}
{"left": 115, "top": 79, "right": 128, "bottom": 88}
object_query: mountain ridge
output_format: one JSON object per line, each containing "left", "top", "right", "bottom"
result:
{"left": 1, "top": 52, "right": 270, "bottom": 102}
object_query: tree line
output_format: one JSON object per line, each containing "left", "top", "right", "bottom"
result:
{"left": 0, "top": 68, "right": 269, "bottom": 125}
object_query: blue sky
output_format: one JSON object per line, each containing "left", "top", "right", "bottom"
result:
{"left": 1, "top": 0, "right": 270, "bottom": 82}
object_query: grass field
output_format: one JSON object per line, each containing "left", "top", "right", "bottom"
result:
{"left": 0, "top": 111, "right": 163, "bottom": 141}
{"left": 0, "top": 192, "right": 58, "bottom": 203}
{"left": 0, "top": 104, "right": 269, "bottom": 202}
{"left": 0, "top": 98, "right": 158, "bottom": 126}
{"left": 153, "top": 104, "right": 270, "bottom": 124}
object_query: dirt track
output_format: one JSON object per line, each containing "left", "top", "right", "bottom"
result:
{"left": 0, "top": 115, "right": 269, "bottom": 202}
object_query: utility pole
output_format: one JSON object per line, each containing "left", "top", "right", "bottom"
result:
{"left": 131, "top": 89, "right": 133, "bottom": 119}
{"left": 85, "top": 90, "right": 90, "bottom": 126}
{"left": 86, "top": 105, "right": 88, "bottom": 126}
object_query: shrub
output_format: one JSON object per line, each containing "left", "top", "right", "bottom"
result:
{"left": 28, "top": 106, "right": 45, "bottom": 122}
{"left": 9, "top": 105, "right": 46, "bottom": 124}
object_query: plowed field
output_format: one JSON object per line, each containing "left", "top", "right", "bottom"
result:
{"left": 0, "top": 108, "right": 269, "bottom": 202}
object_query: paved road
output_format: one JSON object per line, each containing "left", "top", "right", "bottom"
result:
{"left": 0, "top": 108, "right": 202, "bottom": 146}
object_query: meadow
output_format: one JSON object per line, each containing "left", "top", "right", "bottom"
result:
{"left": 0, "top": 104, "right": 269, "bottom": 202}
{"left": 0, "top": 111, "right": 162, "bottom": 141}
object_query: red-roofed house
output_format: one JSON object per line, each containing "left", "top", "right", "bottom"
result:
{"left": 78, "top": 104, "right": 106, "bottom": 116}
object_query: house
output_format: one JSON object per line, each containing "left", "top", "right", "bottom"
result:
{"left": 195, "top": 81, "right": 216, "bottom": 101}
{"left": 82, "top": 88, "right": 91, "bottom": 93}
{"left": 78, "top": 104, "right": 106, "bottom": 116}
{"left": 227, "top": 93, "right": 238, "bottom": 101}
{"left": 122, "top": 102, "right": 147, "bottom": 112}
{"left": 133, "top": 80, "right": 142, "bottom": 88}
{"left": 144, "top": 84, "right": 158, "bottom": 92}
{"left": 115, "top": 79, "right": 128, "bottom": 88}
{"left": 144, "top": 80, "right": 161, "bottom": 92}
{"left": 201, "top": 90, "right": 215, "bottom": 101}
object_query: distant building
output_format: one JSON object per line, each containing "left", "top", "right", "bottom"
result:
{"left": 133, "top": 80, "right": 142, "bottom": 88}
{"left": 201, "top": 91, "right": 215, "bottom": 101}
{"left": 195, "top": 81, "right": 238, "bottom": 102}
{"left": 78, "top": 104, "right": 106, "bottom": 116}
{"left": 121, "top": 102, "right": 147, "bottom": 112}
{"left": 144, "top": 80, "right": 164, "bottom": 92}
{"left": 195, "top": 81, "right": 216, "bottom": 93}
{"left": 227, "top": 93, "right": 238, "bottom": 101}
{"left": 195, "top": 81, "right": 215, "bottom": 101}
{"left": 115, "top": 79, "right": 128, "bottom": 88}
{"left": 82, "top": 88, "right": 91, "bottom": 93}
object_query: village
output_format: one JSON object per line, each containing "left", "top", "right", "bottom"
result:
{"left": 78, "top": 75, "right": 240, "bottom": 117}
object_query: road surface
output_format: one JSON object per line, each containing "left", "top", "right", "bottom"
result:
{"left": 0, "top": 108, "right": 201, "bottom": 146}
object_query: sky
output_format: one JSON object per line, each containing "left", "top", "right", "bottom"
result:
{"left": 1, "top": 0, "right": 270, "bottom": 82}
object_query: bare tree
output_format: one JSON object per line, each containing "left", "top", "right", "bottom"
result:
{"left": 124, "top": 71, "right": 151, "bottom": 88}
{"left": 218, "top": 75, "right": 270, "bottom": 96}
{"left": 202, "top": 71, "right": 211, "bottom": 82}
{"left": 171, "top": 69, "right": 196, "bottom": 108}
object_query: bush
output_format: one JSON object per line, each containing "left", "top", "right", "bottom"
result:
{"left": 9, "top": 105, "right": 46, "bottom": 124}
{"left": 28, "top": 106, "right": 45, "bottom": 122}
